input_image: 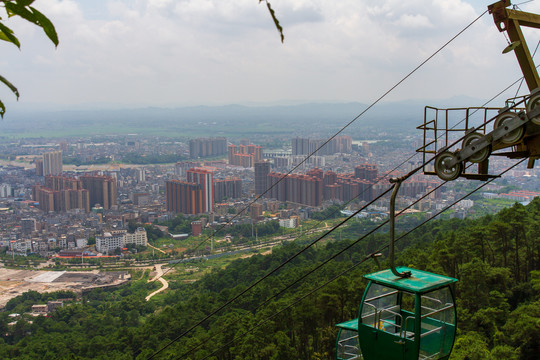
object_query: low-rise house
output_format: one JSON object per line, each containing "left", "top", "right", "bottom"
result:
{"left": 31, "top": 304, "right": 48, "bottom": 314}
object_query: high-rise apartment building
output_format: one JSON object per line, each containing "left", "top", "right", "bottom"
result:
{"left": 292, "top": 137, "right": 312, "bottom": 156}
{"left": 187, "top": 168, "right": 213, "bottom": 213}
{"left": 291, "top": 136, "right": 352, "bottom": 156}
{"left": 354, "top": 164, "right": 378, "bottom": 182}
{"left": 166, "top": 181, "right": 203, "bottom": 214}
{"left": 264, "top": 166, "right": 380, "bottom": 206}
{"left": 254, "top": 161, "right": 271, "bottom": 196}
{"left": 42, "top": 151, "right": 63, "bottom": 176}
{"left": 273, "top": 157, "right": 290, "bottom": 169}
{"left": 0, "top": 183, "right": 11, "bottom": 198}
{"left": 266, "top": 172, "right": 323, "bottom": 207}
{"left": 189, "top": 137, "right": 227, "bottom": 158}
{"left": 213, "top": 178, "right": 242, "bottom": 202}
{"left": 35, "top": 158, "right": 44, "bottom": 176}
{"left": 166, "top": 168, "right": 214, "bottom": 214}
{"left": 80, "top": 175, "right": 117, "bottom": 209}
{"left": 45, "top": 175, "right": 81, "bottom": 191}
{"left": 36, "top": 175, "right": 103, "bottom": 213}
{"left": 33, "top": 181, "right": 90, "bottom": 213}
{"left": 263, "top": 164, "right": 437, "bottom": 206}
{"left": 174, "top": 161, "right": 201, "bottom": 178}
{"left": 33, "top": 186, "right": 54, "bottom": 212}
{"left": 136, "top": 168, "right": 146, "bottom": 182}
{"left": 228, "top": 143, "right": 263, "bottom": 168}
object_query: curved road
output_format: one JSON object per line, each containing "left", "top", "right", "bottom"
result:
{"left": 145, "top": 263, "right": 169, "bottom": 301}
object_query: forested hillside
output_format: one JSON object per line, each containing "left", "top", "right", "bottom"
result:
{"left": 1, "top": 199, "right": 539, "bottom": 359}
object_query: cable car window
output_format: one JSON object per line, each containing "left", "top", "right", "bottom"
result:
{"left": 336, "top": 329, "right": 361, "bottom": 360}
{"left": 361, "top": 284, "right": 399, "bottom": 331}
{"left": 419, "top": 287, "right": 456, "bottom": 359}
{"left": 361, "top": 284, "right": 397, "bottom": 326}
{"left": 399, "top": 291, "right": 416, "bottom": 339}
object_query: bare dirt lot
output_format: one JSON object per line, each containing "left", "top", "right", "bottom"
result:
{"left": 0, "top": 268, "right": 129, "bottom": 309}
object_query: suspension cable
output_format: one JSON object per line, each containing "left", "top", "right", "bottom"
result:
{"left": 146, "top": 185, "right": 393, "bottom": 359}
{"left": 155, "top": 60, "right": 539, "bottom": 283}
{"left": 161, "top": 9, "right": 489, "bottom": 259}
{"left": 195, "top": 158, "right": 525, "bottom": 360}
{"left": 147, "top": 10, "right": 491, "bottom": 359}
{"left": 150, "top": 92, "right": 526, "bottom": 359}
{"left": 176, "top": 172, "right": 454, "bottom": 359}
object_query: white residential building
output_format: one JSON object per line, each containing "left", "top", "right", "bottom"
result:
{"left": 96, "top": 232, "right": 124, "bottom": 253}
{"left": 124, "top": 228, "right": 148, "bottom": 247}
{"left": 76, "top": 238, "right": 88, "bottom": 248}
{"left": 0, "top": 183, "right": 12, "bottom": 198}
{"left": 96, "top": 228, "right": 148, "bottom": 253}
{"left": 13, "top": 240, "right": 32, "bottom": 253}
{"left": 279, "top": 217, "right": 298, "bottom": 229}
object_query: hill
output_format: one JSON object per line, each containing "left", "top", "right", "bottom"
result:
{"left": 0, "top": 198, "right": 539, "bottom": 359}
{"left": 1, "top": 97, "right": 485, "bottom": 139}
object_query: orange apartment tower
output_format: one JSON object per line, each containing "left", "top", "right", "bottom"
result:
{"left": 166, "top": 168, "right": 214, "bottom": 214}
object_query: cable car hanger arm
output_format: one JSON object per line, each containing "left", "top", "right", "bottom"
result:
{"left": 489, "top": 0, "right": 540, "bottom": 91}
{"left": 389, "top": 177, "right": 412, "bottom": 278}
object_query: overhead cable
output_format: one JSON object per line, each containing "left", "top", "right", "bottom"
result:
{"left": 148, "top": 9, "right": 490, "bottom": 359}
{"left": 153, "top": 8, "right": 490, "bottom": 282}
{"left": 195, "top": 158, "right": 526, "bottom": 360}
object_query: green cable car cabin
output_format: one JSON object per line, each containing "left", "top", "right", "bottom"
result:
{"left": 335, "top": 267, "right": 458, "bottom": 360}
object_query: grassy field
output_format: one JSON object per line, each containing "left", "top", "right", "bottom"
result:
{"left": 470, "top": 197, "right": 519, "bottom": 216}
{"left": 2, "top": 120, "right": 294, "bottom": 139}
{"left": 159, "top": 246, "right": 272, "bottom": 284}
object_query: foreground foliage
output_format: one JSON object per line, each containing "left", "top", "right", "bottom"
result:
{"left": 1, "top": 199, "right": 540, "bottom": 359}
{"left": 0, "top": 0, "right": 58, "bottom": 117}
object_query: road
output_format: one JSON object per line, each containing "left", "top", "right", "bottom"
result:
{"left": 145, "top": 264, "right": 169, "bottom": 301}
{"left": 148, "top": 243, "right": 167, "bottom": 254}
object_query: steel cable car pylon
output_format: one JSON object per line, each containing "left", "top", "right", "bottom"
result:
{"left": 418, "top": 1, "right": 540, "bottom": 182}
{"left": 335, "top": 178, "right": 458, "bottom": 360}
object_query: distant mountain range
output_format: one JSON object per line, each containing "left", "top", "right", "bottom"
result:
{"left": 0, "top": 96, "right": 492, "bottom": 138}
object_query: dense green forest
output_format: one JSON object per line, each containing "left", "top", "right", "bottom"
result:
{"left": 1, "top": 199, "right": 539, "bottom": 359}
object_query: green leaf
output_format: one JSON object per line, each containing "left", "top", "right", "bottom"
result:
{"left": 30, "top": 6, "right": 59, "bottom": 47}
{"left": 0, "top": 31, "right": 13, "bottom": 43}
{"left": 4, "top": 2, "right": 38, "bottom": 23}
{"left": 0, "top": 99, "right": 5, "bottom": 119}
{"left": 0, "top": 74, "right": 20, "bottom": 99}
{"left": 17, "top": 0, "right": 36, "bottom": 6}
{"left": 4, "top": 3, "right": 58, "bottom": 46}
{"left": 265, "top": 1, "right": 284, "bottom": 43}
{"left": 0, "top": 22, "right": 21, "bottom": 48}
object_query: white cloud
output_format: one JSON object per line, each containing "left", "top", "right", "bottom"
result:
{"left": 0, "top": 0, "right": 535, "bottom": 109}
{"left": 394, "top": 14, "right": 433, "bottom": 29}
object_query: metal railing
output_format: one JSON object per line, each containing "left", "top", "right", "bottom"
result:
{"left": 361, "top": 302, "right": 416, "bottom": 340}
{"left": 421, "top": 303, "right": 454, "bottom": 322}
{"left": 364, "top": 290, "right": 398, "bottom": 303}
{"left": 337, "top": 334, "right": 361, "bottom": 360}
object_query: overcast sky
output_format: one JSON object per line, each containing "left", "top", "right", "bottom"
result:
{"left": 2, "top": 0, "right": 540, "bottom": 111}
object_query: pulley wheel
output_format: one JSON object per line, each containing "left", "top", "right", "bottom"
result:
{"left": 434, "top": 151, "right": 463, "bottom": 181}
{"left": 462, "top": 132, "right": 490, "bottom": 163}
{"left": 494, "top": 112, "right": 524, "bottom": 144}
{"left": 526, "top": 92, "right": 540, "bottom": 125}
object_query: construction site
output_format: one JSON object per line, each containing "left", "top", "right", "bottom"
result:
{"left": 0, "top": 268, "right": 130, "bottom": 309}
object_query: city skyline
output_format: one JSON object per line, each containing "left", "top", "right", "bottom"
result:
{"left": 1, "top": 2, "right": 539, "bottom": 357}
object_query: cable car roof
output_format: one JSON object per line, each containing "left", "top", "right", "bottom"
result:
{"left": 364, "top": 267, "right": 457, "bottom": 293}
{"left": 335, "top": 318, "right": 358, "bottom": 331}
